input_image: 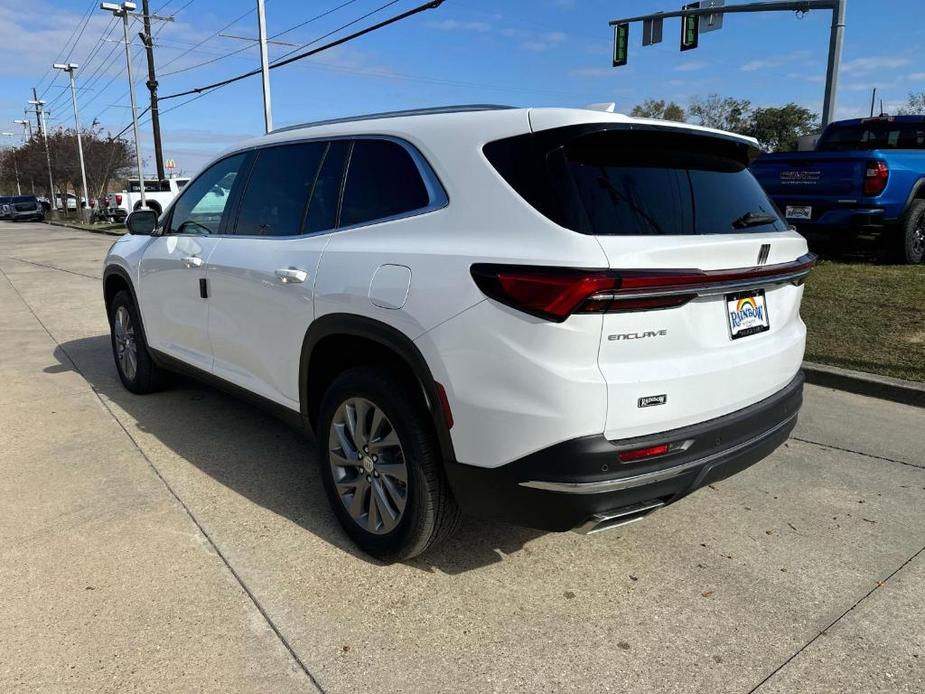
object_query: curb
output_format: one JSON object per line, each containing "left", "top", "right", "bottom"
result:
{"left": 803, "top": 361, "right": 925, "bottom": 408}
{"left": 46, "top": 220, "right": 125, "bottom": 236}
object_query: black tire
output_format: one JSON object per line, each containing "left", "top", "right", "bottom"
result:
{"left": 108, "top": 290, "right": 166, "bottom": 394}
{"left": 897, "top": 199, "right": 925, "bottom": 264}
{"left": 317, "top": 366, "right": 461, "bottom": 561}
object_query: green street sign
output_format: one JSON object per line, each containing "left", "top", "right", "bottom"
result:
{"left": 613, "top": 22, "right": 629, "bottom": 66}
{"left": 681, "top": 2, "right": 700, "bottom": 51}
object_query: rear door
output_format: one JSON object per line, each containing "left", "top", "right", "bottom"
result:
{"left": 206, "top": 140, "right": 347, "bottom": 407}
{"left": 138, "top": 153, "right": 248, "bottom": 371}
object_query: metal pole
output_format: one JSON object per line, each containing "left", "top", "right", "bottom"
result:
{"left": 38, "top": 106, "right": 56, "bottom": 210}
{"left": 13, "top": 155, "right": 21, "bottom": 196}
{"left": 121, "top": 9, "right": 147, "bottom": 205}
{"left": 32, "top": 88, "right": 43, "bottom": 135}
{"left": 256, "top": 0, "right": 273, "bottom": 133}
{"left": 821, "top": 0, "right": 845, "bottom": 128}
{"left": 141, "top": 0, "right": 165, "bottom": 181}
{"left": 67, "top": 69, "right": 91, "bottom": 223}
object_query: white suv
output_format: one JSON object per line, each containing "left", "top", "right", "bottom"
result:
{"left": 103, "top": 105, "right": 814, "bottom": 560}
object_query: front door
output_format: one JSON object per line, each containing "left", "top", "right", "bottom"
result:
{"left": 137, "top": 153, "right": 248, "bottom": 372}
{"left": 207, "top": 140, "right": 346, "bottom": 408}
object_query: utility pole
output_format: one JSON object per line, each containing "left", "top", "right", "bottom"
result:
{"left": 256, "top": 0, "right": 273, "bottom": 133}
{"left": 1, "top": 132, "right": 22, "bottom": 195}
{"left": 140, "top": 0, "right": 165, "bottom": 181}
{"left": 14, "top": 119, "right": 31, "bottom": 140}
{"left": 608, "top": 0, "right": 847, "bottom": 128}
{"left": 54, "top": 63, "right": 91, "bottom": 222}
{"left": 101, "top": 2, "right": 146, "bottom": 207}
{"left": 29, "top": 99, "right": 55, "bottom": 208}
{"left": 32, "top": 88, "right": 43, "bottom": 136}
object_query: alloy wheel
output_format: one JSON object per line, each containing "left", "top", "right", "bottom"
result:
{"left": 113, "top": 305, "right": 138, "bottom": 382}
{"left": 913, "top": 216, "right": 925, "bottom": 257}
{"left": 328, "top": 397, "right": 408, "bottom": 534}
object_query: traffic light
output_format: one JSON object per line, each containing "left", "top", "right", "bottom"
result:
{"left": 613, "top": 22, "right": 629, "bottom": 66}
{"left": 681, "top": 2, "right": 700, "bottom": 51}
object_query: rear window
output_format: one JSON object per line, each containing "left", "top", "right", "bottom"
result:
{"left": 484, "top": 127, "right": 788, "bottom": 235}
{"left": 817, "top": 121, "right": 925, "bottom": 151}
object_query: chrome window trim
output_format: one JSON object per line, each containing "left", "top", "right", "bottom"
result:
{"left": 157, "top": 134, "right": 448, "bottom": 241}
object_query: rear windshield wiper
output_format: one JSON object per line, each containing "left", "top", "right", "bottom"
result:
{"left": 732, "top": 211, "right": 779, "bottom": 229}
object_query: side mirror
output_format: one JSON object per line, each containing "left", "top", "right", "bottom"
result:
{"left": 125, "top": 208, "right": 158, "bottom": 236}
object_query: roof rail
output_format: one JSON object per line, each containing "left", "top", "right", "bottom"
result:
{"left": 270, "top": 104, "right": 515, "bottom": 134}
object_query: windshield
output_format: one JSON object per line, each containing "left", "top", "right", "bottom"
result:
{"left": 817, "top": 121, "right": 925, "bottom": 151}
{"left": 484, "top": 127, "right": 787, "bottom": 236}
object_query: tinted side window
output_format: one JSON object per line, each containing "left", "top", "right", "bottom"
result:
{"left": 169, "top": 154, "right": 246, "bottom": 235}
{"left": 235, "top": 143, "right": 326, "bottom": 236}
{"left": 340, "top": 139, "right": 429, "bottom": 227}
{"left": 304, "top": 141, "right": 349, "bottom": 234}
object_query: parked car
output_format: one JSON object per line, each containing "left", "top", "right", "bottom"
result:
{"left": 9, "top": 195, "right": 45, "bottom": 222}
{"left": 105, "top": 176, "right": 190, "bottom": 221}
{"left": 751, "top": 115, "right": 925, "bottom": 263}
{"left": 0, "top": 196, "right": 12, "bottom": 220}
{"left": 103, "top": 105, "right": 814, "bottom": 560}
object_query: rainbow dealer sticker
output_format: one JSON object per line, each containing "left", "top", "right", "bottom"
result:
{"left": 726, "top": 290, "right": 770, "bottom": 340}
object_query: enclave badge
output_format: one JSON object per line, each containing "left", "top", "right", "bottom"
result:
{"left": 638, "top": 394, "right": 667, "bottom": 408}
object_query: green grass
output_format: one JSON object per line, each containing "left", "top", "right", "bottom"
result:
{"left": 802, "top": 260, "right": 925, "bottom": 382}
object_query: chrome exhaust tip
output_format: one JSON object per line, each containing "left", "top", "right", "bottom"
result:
{"left": 574, "top": 500, "right": 665, "bottom": 535}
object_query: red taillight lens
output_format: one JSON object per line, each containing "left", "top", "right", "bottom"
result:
{"left": 618, "top": 444, "right": 670, "bottom": 463}
{"left": 470, "top": 264, "right": 694, "bottom": 322}
{"left": 115, "top": 194, "right": 123, "bottom": 205}
{"left": 862, "top": 160, "right": 889, "bottom": 197}
{"left": 470, "top": 255, "right": 815, "bottom": 323}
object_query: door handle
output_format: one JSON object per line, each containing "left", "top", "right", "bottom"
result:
{"left": 182, "top": 256, "right": 203, "bottom": 268}
{"left": 275, "top": 267, "right": 308, "bottom": 284}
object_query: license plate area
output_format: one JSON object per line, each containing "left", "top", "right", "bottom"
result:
{"left": 726, "top": 289, "right": 770, "bottom": 340}
{"left": 785, "top": 205, "right": 812, "bottom": 220}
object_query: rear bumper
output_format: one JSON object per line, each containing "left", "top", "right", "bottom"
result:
{"left": 445, "top": 372, "right": 804, "bottom": 532}
{"left": 771, "top": 199, "right": 900, "bottom": 231}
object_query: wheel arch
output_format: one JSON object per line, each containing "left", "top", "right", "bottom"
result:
{"left": 902, "top": 177, "right": 925, "bottom": 211}
{"left": 300, "top": 314, "right": 456, "bottom": 464}
{"left": 103, "top": 265, "right": 142, "bottom": 329}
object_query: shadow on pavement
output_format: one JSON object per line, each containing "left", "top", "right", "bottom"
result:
{"left": 52, "top": 334, "right": 544, "bottom": 575}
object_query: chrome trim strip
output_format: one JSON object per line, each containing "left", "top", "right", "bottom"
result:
{"left": 593, "top": 269, "right": 812, "bottom": 303}
{"left": 519, "top": 412, "right": 798, "bottom": 495}
{"left": 270, "top": 104, "right": 514, "bottom": 134}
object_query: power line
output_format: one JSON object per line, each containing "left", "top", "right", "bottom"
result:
{"left": 35, "top": 0, "right": 98, "bottom": 93}
{"left": 161, "top": 0, "right": 415, "bottom": 99}
{"left": 158, "top": 6, "right": 257, "bottom": 71}
{"left": 160, "top": 0, "right": 367, "bottom": 78}
{"left": 39, "top": 0, "right": 100, "bottom": 98}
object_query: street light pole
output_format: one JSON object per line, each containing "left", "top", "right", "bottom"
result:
{"left": 101, "top": 2, "right": 146, "bottom": 206}
{"left": 821, "top": 0, "right": 846, "bottom": 128}
{"left": 30, "top": 99, "right": 56, "bottom": 210}
{"left": 256, "top": 0, "right": 273, "bottom": 133}
{"left": 54, "top": 63, "right": 90, "bottom": 221}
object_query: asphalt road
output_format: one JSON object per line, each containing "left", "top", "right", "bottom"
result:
{"left": 1, "top": 221, "right": 923, "bottom": 693}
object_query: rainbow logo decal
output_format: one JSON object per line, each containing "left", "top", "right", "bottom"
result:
{"left": 728, "top": 295, "right": 765, "bottom": 329}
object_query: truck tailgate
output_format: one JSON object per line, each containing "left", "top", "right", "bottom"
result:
{"left": 751, "top": 152, "right": 869, "bottom": 198}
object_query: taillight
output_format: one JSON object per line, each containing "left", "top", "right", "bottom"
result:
{"left": 862, "top": 160, "right": 889, "bottom": 197}
{"left": 115, "top": 194, "right": 123, "bottom": 205}
{"left": 470, "top": 264, "right": 696, "bottom": 322}
{"left": 470, "top": 255, "right": 816, "bottom": 322}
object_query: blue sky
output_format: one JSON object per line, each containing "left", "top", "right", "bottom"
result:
{"left": 1, "top": 0, "right": 923, "bottom": 174}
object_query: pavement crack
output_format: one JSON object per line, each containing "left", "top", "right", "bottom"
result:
{"left": 0, "top": 266, "right": 326, "bottom": 694}
{"left": 791, "top": 436, "right": 925, "bottom": 471}
{"left": 7, "top": 256, "right": 102, "bottom": 281}
{"left": 748, "top": 542, "right": 925, "bottom": 693}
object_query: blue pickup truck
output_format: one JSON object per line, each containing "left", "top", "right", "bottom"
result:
{"left": 751, "top": 115, "right": 925, "bottom": 263}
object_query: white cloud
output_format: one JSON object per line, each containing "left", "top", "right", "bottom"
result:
{"left": 569, "top": 67, "right": 614, "bottom": 77}
{"left": 908, "top": 72, "right": 925, "bottom": 81}
{"left": 521, "top": 31, "right": 568, "bottom": 51}
{"left": 675, "top": 61, "right": 707, "bottom": 72}
{"left": 426, "top": 19, "right": 492, "bottom": 32}
{"left": 841, "top": 56, "right": 911, "bottom": 76}
{"left": 741, "top": 59, "right": 781, "bottom": 72}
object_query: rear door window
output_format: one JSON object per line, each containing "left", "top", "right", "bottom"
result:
{"left": 234, "top": 142, "right": 326, "bottom": 236}
{"left": 339, "top": 139, "right": 430, "bottom": 228}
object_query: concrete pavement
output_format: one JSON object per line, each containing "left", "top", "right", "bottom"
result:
{"left": 1, "top": 221, "right": 923, "bottom": 693}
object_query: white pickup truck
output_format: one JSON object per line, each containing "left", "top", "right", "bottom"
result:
{"left": 104, "top": 176, "right": 190, "bottom": 221}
